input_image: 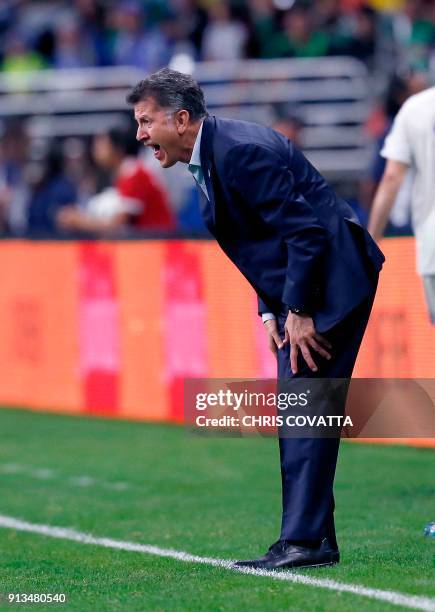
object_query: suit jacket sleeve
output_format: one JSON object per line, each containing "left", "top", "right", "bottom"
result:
{"left": 225, "top": 143, "right": 329, "bottom": 312}
{"left": 257, "top": 295, "right": 271, "bottom": 315}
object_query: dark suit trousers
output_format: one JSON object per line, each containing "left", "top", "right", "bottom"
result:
{"left": 276, "top": 291, "right": 376, "bottom": 545}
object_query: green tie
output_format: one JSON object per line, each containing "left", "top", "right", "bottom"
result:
{"left": 188, "top": 163, "right": 208, "bottom": 199}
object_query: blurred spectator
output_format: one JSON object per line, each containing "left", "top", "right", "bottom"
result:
{"left": 272, "top": 106, "right": 304, "bottom": 146}
{"left": 316, "top": 3, "right": 379, "bottom": 64}
{"left": 263, "top": 6, "right": 330, "bottom": 58}
{"left": 0, "top": 121, "right": 31, "bottom": 235}
{"left": 0, "top": 162, "right": 11, "bottom": 234}
{"left": 57, "top": 126, "right": 174, "bottom": 235}
{"left": 62, "top": 137, "right": 103, "bottom": 208}
{"left": 73, "top": 0, "right": 111, "bottom": 66}
{"left": 390, "top": 0, "right": 435, "bottom": 72}
{"left": 1, "top": 31, "right": 46, "bottom": 72}
{"left": 202, "top": 2, "right": 249, "bottom": 61}
{"left": 26, "top": 143, "right": 78, "bottom": 235}
{"left": 53, "top": 20, "right": 95, "bottom": 69}
{"left": 108, "top": 1, "right": 171, "bottom": 71}
{"left": 338, "top": 6, "right": 378, "bottom": 63}
{"left": 313, "top": 0, "right": 353, "bottom": 54}
{"left": 406, "top": 67, "right": 430, "bottom": 94}
{"left": 248, "top": 0, "right": 277, "bottom": 58}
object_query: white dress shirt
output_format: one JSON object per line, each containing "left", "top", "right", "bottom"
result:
{"left": 187, "top": 122, "right": 209, "bottom": 200}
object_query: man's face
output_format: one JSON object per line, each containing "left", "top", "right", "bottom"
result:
{"left": 134, "top": 97, "right": 182, "bottom": 168}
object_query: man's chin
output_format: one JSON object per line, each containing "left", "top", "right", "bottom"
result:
{"left": 160, "top": 158, "right": 177, "bottom": 168}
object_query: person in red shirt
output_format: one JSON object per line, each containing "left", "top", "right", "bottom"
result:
{"left": 115, "top": 154, "right": 174, "bottom": 229}
{"left": 58, "top": 126, "right": 174, "bottom": 233}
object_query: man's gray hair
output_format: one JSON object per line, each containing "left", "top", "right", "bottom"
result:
{"left": 126, "top": 68, "right": 207, "bottom": 122}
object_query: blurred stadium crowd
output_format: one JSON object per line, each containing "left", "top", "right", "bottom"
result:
{"left": 1, "top": 0, "right": 434, "bottom": 69}
{"left": 0, "top": 0, "right": 434, "bottom": 237}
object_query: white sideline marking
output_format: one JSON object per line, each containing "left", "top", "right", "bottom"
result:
{"left": 0, "top": 516, "right": 434, "bottom": 611}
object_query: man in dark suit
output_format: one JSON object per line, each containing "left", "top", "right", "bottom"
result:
{"left": 127, "top": 68, "right": 384, "bottom": 570}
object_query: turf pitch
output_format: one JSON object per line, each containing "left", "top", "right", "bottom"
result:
{"left": 0, "top": 407, "right": 434, "bottom": 611}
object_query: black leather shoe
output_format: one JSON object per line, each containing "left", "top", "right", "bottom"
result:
{"left": 233, "top": 537, "right": 339, "bottom": 570}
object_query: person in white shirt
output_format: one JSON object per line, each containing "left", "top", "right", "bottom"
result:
{"left": 201, "top": 3, "right": 248, "bottom": 61}
{"left": 368, "top": 85, "right": 435, "bottom": 323}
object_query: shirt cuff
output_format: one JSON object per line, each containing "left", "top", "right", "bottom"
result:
{"left": 261, "top": 312, "right": 276, "bottom": 323}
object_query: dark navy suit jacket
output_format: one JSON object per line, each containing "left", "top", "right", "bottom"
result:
{"left": 199, "top": 115, "right": 384, "bottom": 332}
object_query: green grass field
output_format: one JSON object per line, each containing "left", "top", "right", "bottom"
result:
{"left": 0, "top": 406, "right": 434, "bottom": 611}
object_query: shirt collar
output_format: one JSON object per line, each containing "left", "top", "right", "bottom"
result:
{"left": 188, "top": 122, "right": 204, "bottom": 168}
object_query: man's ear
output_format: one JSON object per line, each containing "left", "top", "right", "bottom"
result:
{"left": 174, "top": 109, "right": 190, "bottom": 134}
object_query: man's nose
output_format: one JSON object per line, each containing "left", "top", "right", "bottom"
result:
{"left": 136, "top": 126, "right": 148, "bottom": 142}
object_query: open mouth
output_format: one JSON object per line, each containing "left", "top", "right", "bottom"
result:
{"left": 150, "top": 144, "right": 164, "bottom": 160}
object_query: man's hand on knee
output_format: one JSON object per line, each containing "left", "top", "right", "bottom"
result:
{"left": 285, "top": 312, "right": 332, "bottom": 373}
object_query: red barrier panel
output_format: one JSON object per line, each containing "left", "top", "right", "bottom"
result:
{"left": 0, "top": 241, "right": 81, "bottom": 412}
{"left": 354, "top": 237, "right": 435, "bottom": 378}
{"left": 0, "top": 237, "right": 433, "bottom": 447}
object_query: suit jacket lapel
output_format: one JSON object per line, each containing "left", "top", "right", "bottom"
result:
{"left": 197, "top": 188, "right": 214, "bottom": 232}
{"left": 200, "top": 116, "right": 216, "bottom": 227}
